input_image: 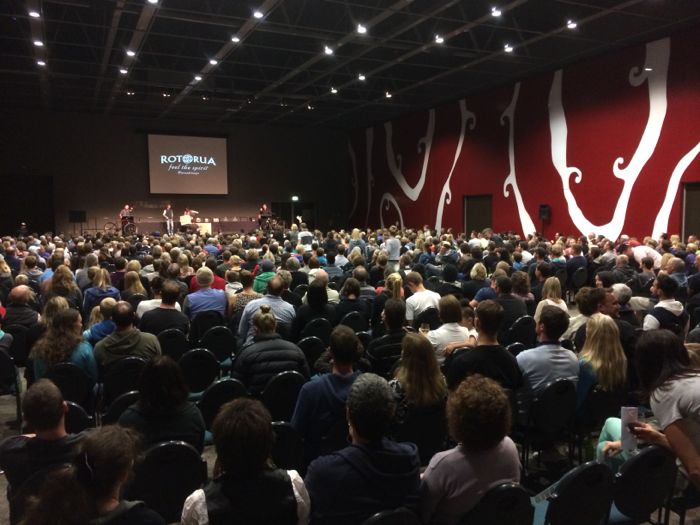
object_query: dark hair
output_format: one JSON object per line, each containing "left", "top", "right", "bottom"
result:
{"left": 266, "top": 276, "right": 283, "bottom": 296}
{"left": 475, "top": 300, "right": 504, "bottom": 337}
{"left": 539, "top": 305, "right": 569, "bottom": 340}
{"left": 160, "top": 279, "right": 181, "bottom": 305}
{"left": 596, "top": 271, "right": 615, "bottom": 288}
{"left": 438, "top": 295, "right": 462, "bottom": 324}
{"left": 137, "top": 356, "right": 189, "bottom": 414}
{"left": 347, "top": 374, "right": 395, "bottom": 442}
{"left": 495, "top": 276, "right": 512, "bottom": 294}
{"left": 442, "top": 264, "right": 458, "bottom": 283}
{"left": 636, "top": 329, "right": 695, "bottom": 399}
{"left": 383, "top": 298, "right": 406, "bottom": 330}
{"left": 212, "top": 398, "right": 272, "bottom": 480}
{"left": 111, "top": 301, "right": 135, "bottom": 328}
{"left": 307, "top": 279, "right": 328, "bottom": 310}
{"left": 578, "top": 287, "right": 607, "bottom": 316}
{"left": 329, "top": 325, "right": 361, "bottom": 365}
{"left": 641, "top": 256, "right": 654, "bottom": 270}
{"left": 22, "top": 379, "right": 65, "bottom": 432}
{"left": 448, "top": 375, "right": 511, "bottom": 451}
{"left": 655, "top": 273, "right": 679, "bottom": 297}
{"left": 342, "top": 277, "right": 361, "bottom": 298}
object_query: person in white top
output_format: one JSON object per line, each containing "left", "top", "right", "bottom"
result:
{"left": 428, "top": 295, "right": 474, "bottom": 365}
{"left": 134, "top": 277, "right": 181, "bottom": 318}
{"left": 533, "top": 276, "right": 569, "bottom": 323}
{"left": 405, "top": 271, "right": 441, "bottom": 322}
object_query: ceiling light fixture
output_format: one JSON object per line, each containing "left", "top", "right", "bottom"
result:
{"left": 126, "top": 91, "right": 135, "bottom": 96}
{"left": 566, "top": 20, "right": 577, "bottom": 29}
{"left": 202, "top": 96, "right": 208, "bottom": 101}
{"left": 126, "top": 49, "right": 136, "bottom": 57}
{"left": 231, "top": 36, "right": 240, "bottom": 43}
{"left": 147, "top": 0, "right": 158, "bottom": 4}
{"left": 504, "top": 43, "right": 513, "bottom": 53}
{"left": 435, "top": 34, "right": 444, "bottom": 44}
{"left": 162, "top": 92, "right": 170, "bottom": 97}
{"left": 324, "top": 45, "right": 334, "bottom": 55}
{"left": 37, "top": 60, "right": 46, "bottom": 66}
{"left": 385, "top": 91, "right": 392, "bottom": 99}
{"left": 29, "top": 10, "right": 40, "bottom": 18}
{"left": 194, "top": 75, "right": 202, "bottom": 81}
{"left": 307, "top": 103, "right": 314, "bottom": 110}
{"left": 644, "top": 67, "right": 653, "bottom": 72}
{"left": 119, "top": 68, "right": 128, "bottom": 75}
{"left": 253, "top": 10, "right": 264, "bottom": 19}
{"left": 357, "top": 23, "right": 367, "bottom": 34}
{"left": 330, "top": 87, "right": 338, "bottom": 94}
{"left": 491, "top": 6, "right": 502, "bottom": 17}
{"left": 358, "top": 73, "right": 366, "bottom": 81}
{"left": 33, "top": 40, "right": 43, "bottom": 47}
{"left": 209, "top": 59, "right": 218, "bottom": 65}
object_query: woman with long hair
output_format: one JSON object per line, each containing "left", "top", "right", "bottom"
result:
{"left": 26, "top": 295, "right": 71, "bottom": 361}
{"left": 0, "top": 254, "right": 14, "bottom": 305}
{"left": 462, "top": 262, "right": 489, "bottom": 301}
{"left": 31, "top": 308, "right": 97, "bottom": 386}
{"left": 291, "top": 279, "right": 335, "bottom": 341}
{"left": 21, "top": 425, "right": 164, "bottom": 525}
{"left": 82, "top": 268, "right": 120, "bottom": 319}
{"left": 577, "top": 313, "right": 627, "bottom": 410}
{"left": 389, "top": 333, "right": 447, "bottom": 425}
{"left": 334, "top": 278, "right": 369, "bottom": 325}
{"left": 119, "top": 355, "right": 205, "bottom": 452}
{"left": 181, "top": 398, "right": 309, "bottom": 525}
{"left": 44, "top": 265, "right": 82, "bottom": 310}
{"left": 372, "top": 272, "right": 403, "bottom": 332}
{"left": 227, "top": 269, "right": 262, "bottom": 317}
{"left": 121, "top": 270, "right": 147, "bottom": 301}
{"left": 533, "top": 276, "right": 568, "bottom": 323}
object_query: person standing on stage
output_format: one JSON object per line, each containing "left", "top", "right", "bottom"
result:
{"left": 163, "top": 204, "right": 174, "bottom": 235}
{"left": 119, "top": 204, "right": 132, "bottom": 219}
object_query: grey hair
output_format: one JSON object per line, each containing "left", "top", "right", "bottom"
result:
{"left": 285, "top": 257, "right": 301, "bottom": 271}
{"left": 347, "top": 373, "right": 396, "bottom": 441}
{"left": 610, "top": 283, "right": 632, "bottom": 305}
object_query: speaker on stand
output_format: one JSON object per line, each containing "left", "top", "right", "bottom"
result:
{"left": 538, "top": 205, "right": 551, "bottom": 239}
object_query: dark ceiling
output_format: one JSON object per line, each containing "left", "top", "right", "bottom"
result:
{"left": 1, "top": 0, "right": 699, "bottom": 130}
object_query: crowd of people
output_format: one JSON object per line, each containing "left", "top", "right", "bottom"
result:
{"left": 0, "top": 224, "right": 699, "bottom": 524}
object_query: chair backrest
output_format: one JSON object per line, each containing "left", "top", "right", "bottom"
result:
{"left": 64, "top": 401, "right": 94, "bottom": 434}
{"left": 261, "top": 370, "right": 307, "bottom": 422}
{"left": 545, "top": 461, "right": 614, "bottom": 525}
{"left": 9, "top": 463, "right": 72, "bottom": 525}
{"left": 126, "top": 440, "right": 207, "bottom": 523}
{"left": 45, "top": 362, "right": 93, "bottom": 407}
{"left": 613, "top": 445, "right": 677, "bottom": 521}
{"left": 293, "top": 283, "right": 309, "bottom": 298}
{"left": 102, "top": 390, "right": 140, "bottom": 424}
{"left": 460, "top": 482, "right": 533, "bottom": 525}
{"left": 197, "top": 378, "right": 248, "bottom": 429}
{"left": 297, "top": 336, "right": 326, "bottom": 369}
{"left": 507, "top": 315, "right": 537, "bottom": 348}
{"left": 157, "top": 328, "right": 189, "bottom": 361}
{"left": 299, "top": 317, "right": 333, "bottom": 345}
{"left": 555, "top": 267, "right": 567, "bottom": 291}
{"left": 340, "top": 311, "right": 368, "bottom": 332}
{"left": 0, "top": 348, "right": 18, "bottom": 387}
{"left": 577, "top": 386, "right": 625, "bottom": 434}
{"left": 361, "top": 507, "right": 422, "bottom": 525}
{"left": 413, "top": 307, "right": 441, "bottom": 330}
{"left": 572, "top": 267, "right": 588, "bottom": 289}
{"left": 356, "top": 331, "right": 372, "bottom": 351}
{"left": 530, "top": 379, "right": 576, "bottom": 434}
{"left": 178, "top": 348, "right": 220, "bottom": 393}
{"left": 189, "top": 310, "right": 224, "bottom": 343}
{"left": 198, "top": 325, "right": 237, "bottom": 362}
{"left": 271, "top": 421, "right": 305, "bottom": 473}
{"left": 127, "top": 293, "right": 148, "bottom": 311}
{"left": 506, "top": 342, "right": 526, "bottom": 357}
{"left": 3, "top": 324, "right": 29, "bottom": 367}
{"left": 394, "top": 401, "right": 447, "bottom": 466}
{"left": 691, "top": 306, "right": 700, "bottom": 331}
{"left": 319, "top": 415, "right": 350, "bottom": 456}
{"left": 102, "top": 356, "right": 147, "bottom": 406}
{"left": 367, "top": 343, "right": 402, "bottom": 379}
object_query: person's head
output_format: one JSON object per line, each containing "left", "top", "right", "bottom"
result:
{"left": 347, "top": 374, "right": 395, "bottom": 443}
{"left": 22, "top": 379, "right": 66, "bottom": 433}
{"left": 636, "top": 329, "right": 694, "bottom": 399}
{"left": 382, "top": 298, "right": 406, "bottom": 331}
{"left": 195, "top": 266, "right": 214, "bottom": 288}
{"left": 92, "top": 268, "right": 111, "bottom": 289}
{"left": 537, "top": 305, "right": 569, "bottom": 341}
{"left": 285, "top": 257, "right": 300, "bottom": 272}
{"left": 328, "top": 325, "right": 361, "bottom": 366}
{"left": 32, "top": 309, "right": 82, "bottom": 366}
{"left": 475, "top": 300, "right": 503, "bottom": 338}
{"left": 341, "top": 277, "right": 361, "bottom": 299}
{"left": 580, "top": 313, "right": 626, "bottom": 391}
{"left": 212, "top": 398, "right": 273, "bottom": 480}
{"left": 448, "top": 375, "right": 511, "bottom": 452}
{"left": 396, "top": 333, "right": 446, "bottom": 405}
{"left": 438, "top": 294, "right": 462, "bottom": 324}
{"left": 574, "top": 287, "right": 601, "bottom": 316}
{"left": 542, "top": 276, "right": 562, "bottom": 300}
{"left": 405, "top": 271, "right": 423, "bottom": 291}
{"left": 50, "top": 265, "right": 77, "bottom": 293}
{"left": 384, "top": 272, "right": 403, "bottom": 300}
{"left": 239, "top": 269, "right": 254, "bottom": 289}
{"left": 253, "top": 304, "right": 277, "bottom": 335}
{"left": 97, "top": 297, "right": 117, "bottom": 320}
{"left": 442, "top": 264, "right": 458, "bottom": 283}
{"left": 159, "top": 279, "right": 180, "bottom": 306}
{"left": 138, "top": 356, "right": 189, "bottom": 414}
{"left": 495, "top": 276, "right": 512, "bottom": 295}
{"left": 9, "top": 284, "right": 31, "bottom": 305}
{"left": 112, "top": 301, "right": 135, "bottom": 329}
{"left": 610, "top": 283, "right": 632, "bottom": 306}
{"left": 123, "top": 271, "right": 144, "bottom": 294}
{"left": 41, "top": 295, "right": 70, "bottom": 327}
{"left": 652, "top": 273, "right": 678, "bottom": 299}
{"left": 641, "top": 256, "right": 654, "bottom": 271}
{"left": 352, "top": 266, "right": 369, "bottom": 284}
{"left": 306, "top": 279, "right": 329, "bottom": 310}
{"left": 595, "top": 271, "right": 615, "bottom": 289}
{"left": 510, "top": 270, "right": 531, "bottom": 296}
{"left": 470, "top": 262, "right": 487, "bottom": 281}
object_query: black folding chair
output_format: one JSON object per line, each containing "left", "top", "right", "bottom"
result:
{"left": 413, "top": 307, "right": 441, "bottom": 330}
{"left": 394, "top": 401, "right": 447, "bottom": 466}
{"left": 45, "top": 362, "right": 93, "bottom": 408}
{"left": 197, "top": 378, "right": 248, "bottom": 429}
{"left": 102, "top": 390, "right": 140, "bottom": 424}
{"left": 299, "top": 317, "right": 333, "bottom": 345}
{"left": 189, "top": 310, "right": 224, "bottom": 345}
{"left": 339, "top": 311, "right": 368, "bottom": 332}
{"left": 127, "top": 293, "right": 148, "bottom": 311}
{"left": 293, "top": 283, "right": 309, "bottom": 298}
{"left": 101, "top": 356, "right": 146, "bottom": 407}
{"left": 178, "top": 349, "right": 220, "bottom": 399}
{"left": 0, "top": 349, "right": 22, "bottom": 425}
{"left": 506, "top": 342, "right": 527, "bottom": 357}
{"left": 356, "top": 331, "right": 372, "bottom": 351}
{"left": 3, "top": 324, "right": 29, "bottom": 367}
{"left": 506, "top": 315, "right": 537, "bottom": 348}
{"left": 297, "top": 336, "right": 326, "bottom": 369}
{"left": 64, "top": 401, "right": 95, "bottom": 433}
{"left": 461, "top": 483, "right": 533, "bottom": 525}
{"left": 367, "top": 343, "right": 402, "bottom": 379}
{"left": 271, "top": 421, "right": 305, "bottom": 473}
{"left": 361, "top": 508, "right": 422, "bottom": 525}
{"left": 157, "top": 328, "right": 189, "bottom": 361}
{"left": 261, "top": 370, "right": 307, "bottom": 422}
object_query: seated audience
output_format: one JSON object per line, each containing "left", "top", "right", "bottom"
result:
{"left": 292, "top": 280, "right": 336, "bottom": 341}
{"left": 405, "top": 271, "right": 441, "bottom": 322}
{"left": 82, "top": 268, "right": 120, "bottom": 320}
{"left": 42, "top": 265, "right": 82, "bottom": 310}
{"left": 182, "top": 267, "right": 227, "bottom": 320}
{"left": 533, "top": 276, "right": 568, "bottom": 323}
{"left": 334, "top": 277, "right": 369, "bottom": 325}
{"left": 227, "top": 269, "right": 262, "bottom": 316}
{"left": 371, "top": 272, "right": 402, "bottom": 332}
{"left": 138, "top": 279, "right": 189, "bottom": 336}
{"left": 427, "top": 295, "right": 473, "bottom": 365}
{"left": 493, "top": 275, "right": 528, "bottom": 343}
{"left": 643, "top": 273, "right": 689, "bottom": 335}
{"left": 366, "top": 298, "right": 409, "bottom": 357}
{"left": 82, "top": 297, "right": 117, "bottom": 346}
{"left": 120, "top": 270, "right": 147, "bottom": 302}
{"left": 238, "top": 276, "right": 296, "bottom": 344}
{"left": 461, "top": 262, "right": 489, "bottom": 301}
{"left": 3, "top": 285, "right": 39, "bottom": 328}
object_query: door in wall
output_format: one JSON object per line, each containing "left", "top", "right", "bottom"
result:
{"left": 463, "top": 195, "right": 492, "bottom": 235}
{"left": 683, "top": 183, "right": 700, "bottom": 241}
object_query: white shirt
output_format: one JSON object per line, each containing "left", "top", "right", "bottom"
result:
{"left": 633, "top": 245, "right": 662, "bottom": 269}
{"left": 427, "top": 323, "right": 475, "bottom": 364}
{"left": 135, "top": 299, "right": 181, "bottom": 319}
{"left": 406, "top": 288, "right": 441, "bottom": 321}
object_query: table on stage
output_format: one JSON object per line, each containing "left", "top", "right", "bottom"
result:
{"left": 180, "top": 215, "right": 212, "bottom": 235}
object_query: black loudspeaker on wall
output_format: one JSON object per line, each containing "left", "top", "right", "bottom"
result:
{"left": 538, "top": 204, "right": 551, "bottom": 221}
{"left": 68, "top": 210, "right": 87, "bottom": 223}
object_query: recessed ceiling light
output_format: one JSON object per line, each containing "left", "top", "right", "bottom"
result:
{"left": 126, "top": 91, "right": 135, "bottom": 96}
{"left": 119, "top": 68, "right": 128, "bottom": 75}
{"left": 162, "top": 92, "right": 170, "bottom": 97}
{"left": 231, "top": 36, "right": 240, "bottom": 43}
{"left": 385, "top": 91, "right": 392, "bottom": 99}
{"left": 253, "top": 10, "right": 264, "bottom": 19}
{"left": 147, "top": 0, "right": 158, "bottom": 4}
{"left": 307, "top": 103, "right": 314, "bottom": 110}
{"left": 209, "top": 59, "right": 218, "bottom": 65}
{"left": 435, "top": 34, "right": 444, "bottom": 44}
{"left": 29, "top": 10, "right": 40, "bottom": 18}
{"left": 330, "top": 87, "right": 338, "bottom": 94}
{"left": 357, "top": 23, "right": 367, "bottom": 34}
{"left": 202, "top": 96, "right": 208, "bottom": 101}
{"left": 33, "top": 40, "right": 43, "bottom": 47}
{"left": 37, "top": 60, "right": 46, "bottom": 66}
{"left": 358, "top": 73, "right": 366, "bottom": 81}
{"left": 504, "top": 43, "right": 513, "bottom": 53}
{"left": 324, "top": 45, "right": 333, "bottom": 55}
{"left": 566, "top": 20, "right": 577, "bottom": 29}
{"left": 644, "top": 67, "right": 653, "bottom": 72}
{"left": 194, "top": 75, "right": 202, "bottom": 81}
{"left": 491, "top": 6, "right": 502, "bottom": 17}
{"left": 280, "top": 102, "right": 288, "bottom": 107}
{"left": 126, "top": 49, "right": 136, "bottom": 57}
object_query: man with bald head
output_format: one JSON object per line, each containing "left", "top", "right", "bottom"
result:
{"left": 237, "top": 276, "right": 296, "bottom": 344}
{"left": 303, "top": 269, "right": 340, "bottom": 305}
{"left": 2, "top": 285, "right": 39, "bottom": 328}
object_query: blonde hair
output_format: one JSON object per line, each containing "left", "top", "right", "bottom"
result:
{"left": 123, "top": 271, "right": 146, "bottom": 296}
{"left": 470, "top": 262, "right": 487, "bottom": 280}
{"left": 395, "top": 333, "right": 446, "bottom": 406}
{"left": 92, "top": 268, "right": 111, "bottom": 289}
{"left": 253, "top": 304, "right": 276, "bottom": 334}
{"left": 384, "top": 273, "right": 403, "bottom": 300}
{"left": 542, "top": 276, "right": 562, "bottom": 301}
{"left": 580, "top": 313, "right": 627, "bottom": 391}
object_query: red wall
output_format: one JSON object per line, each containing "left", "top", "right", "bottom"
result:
{"left": 348, "top": 29, "right": 700, "bottom": 239}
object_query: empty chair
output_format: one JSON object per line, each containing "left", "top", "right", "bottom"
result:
{"left": 339, "top": 311, "right": 368, "bottom": 332}
{"left": 608, "top": 445, "right": 677, "bottom": 524}
{"left": 198, "top": 325, "right": 237, "bottom": 363}
{"left": 157, "top": 328, "right": 188, "bottom": 361}
{"left": 64, "top": 401, "right": 94, "bottom": 433}
{"left": 461, "top": 483, "right": 533, "bottom": 525}
{"left": 101, "top": 356, "right": 147, "bottom": 407}
{"left": 178, "top": 348, "right": 220, "bottom": 397}
{"left": 532, "top": 461, "right": 614, "bottom": 525}
{"left": 126, "top": 441, "right": 207, "bottom": 524}
{"left": 3, "top": 324, "right": 29, "bottom": 367}
{"left": 188, "top": 310, "right": 224, "bottom": 344}
{"left": 413, "top": 307, "right": 441, "bottom": 330}
{"left": 0, "top": 349, "right": 22, "bottom": 424}
{"left": 197, "top": 378, "right": 248, "bottom": 430}
{"left": 506, "top": 315, "right": 537, "bottom": 348}
{"left": 573, "top": 386, "right": 625, "bottom": 463}
{"left": 271, "top": 421, "right": 305, "bottom": 473}
{"left": 299, "top": 317, "right": 333, "bottom": 345}
{"left": 261, "top": 370, "right": 307, "bottom": 422}
{"left": 361, "top": 508, "right": 422, "bottom": 525}
{"left": 394, "top": 401, "right": 447, "bottom": 466}
{"left": 102, "top": 390, "right": 140, "bottom": 425}
{"left": 297, "top": 336, "right": 326, "bottom": 368}
{"left": 44, "top": 362, "right": 93, "bottom": 408}
{"left": 506, "top": 342, "right": 526, "bottom": 357}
